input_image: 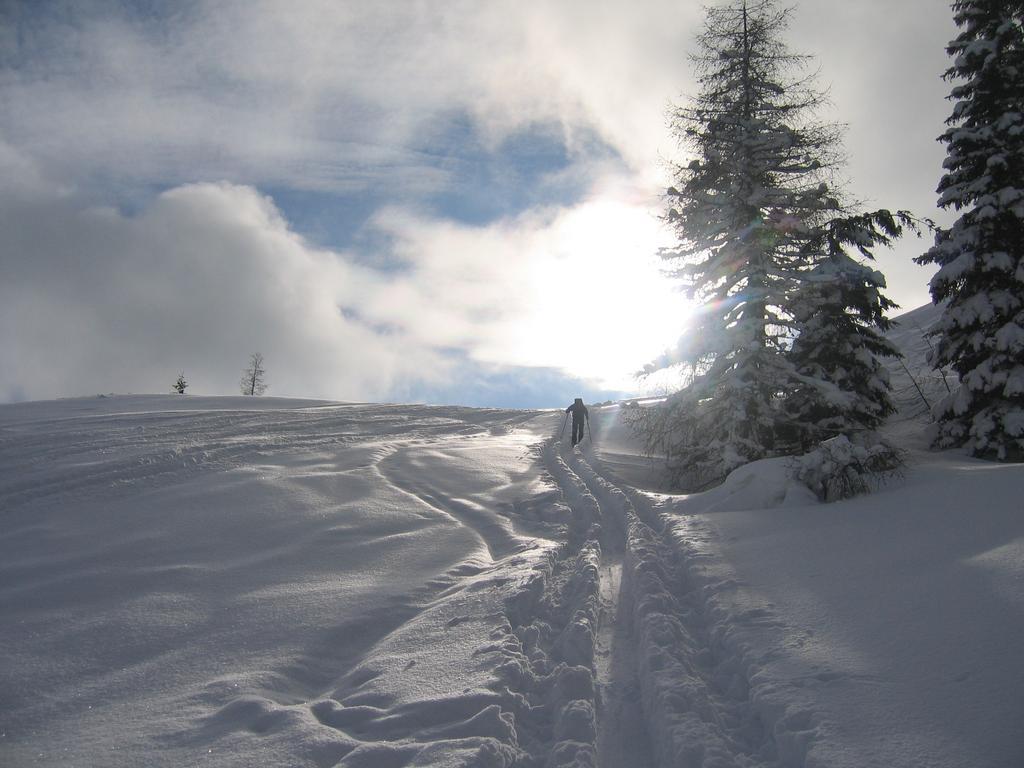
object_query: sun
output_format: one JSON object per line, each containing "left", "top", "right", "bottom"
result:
{"left": 512, "top": 197, "right": 692, "bottom": 392}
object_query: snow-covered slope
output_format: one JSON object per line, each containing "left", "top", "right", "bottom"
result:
{"left": 2, "top": 309, "right": 1022, "bottom": 768}
{"left": 583, "top": 303, "right": 1024, "bottom": 768}
{"left": 883, "top": 301, "right": 957, "bottom": 430}
{"left": 0, "top": 397, "right": 570, "bottom": 766}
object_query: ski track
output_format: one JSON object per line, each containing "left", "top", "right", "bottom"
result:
{"left": 544, "top": 430, "right": 803, "bottom": 768}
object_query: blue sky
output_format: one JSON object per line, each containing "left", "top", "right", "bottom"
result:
{"left": 0, "top": 0, "right": 956, "bottom": 406}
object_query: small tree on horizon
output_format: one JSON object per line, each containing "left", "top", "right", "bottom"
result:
{"left": 173, "top": 373, "right": 188, "bottom": 394}
{"left": 240, "top": 353, "right": 268, "bottom": 396}
{"left": 916, "top": 0, "right": 1024, "bottom": 461}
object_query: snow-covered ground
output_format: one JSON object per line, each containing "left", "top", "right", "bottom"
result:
{"left": 1, "top": 397, "right": 569, "bottom": 766}
{"left": 2, "top": 307, "right": 1022, "bottom": 767}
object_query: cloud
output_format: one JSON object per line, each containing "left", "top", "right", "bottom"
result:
{"left": 0, "top": 161, "right": 686, "bottom": 402}
{"left": 0, "top": 0, "right": 697, "bottom": 197}
{"left": 0, "top": 0, "right": 958, "bottom": 306}
{"left": 0, "top": 178, "right": 445, "bottom": 401}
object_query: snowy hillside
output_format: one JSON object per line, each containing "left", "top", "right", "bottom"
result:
{"left": 883, "top": 301, "right": 957, "bottom": 429}
{"left": 2, "top": 308, "right": 1023, "bottom": 768}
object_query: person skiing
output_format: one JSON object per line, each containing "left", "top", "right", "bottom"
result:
{"left": 565, "top": 397, "right": 589, "bottom": 447}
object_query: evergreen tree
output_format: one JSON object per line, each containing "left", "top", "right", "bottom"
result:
{"left": 646, "top": 0, "right": 906, "bottom": 486}
{"left": 785, "top": 211, "right": 912, "bottom": 448}
{"left": 917, "top": 1, "right": 1024, "bottom": 460}
{"left": 173, "top": 372, "right": 188, "bottom": 394}
{"left": 240, "top": 353, "right": 268, "bottom": 396}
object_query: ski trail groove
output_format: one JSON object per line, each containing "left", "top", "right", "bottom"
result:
{"left": 563, "top": 447, "right": 785, "bottom": 768}
{"left": 540, "top": 440, "right": 654, "bottom": 768}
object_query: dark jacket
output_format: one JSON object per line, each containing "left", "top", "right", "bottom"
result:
{"left": 566, "top": 401, "right": 589, "bottom": 423}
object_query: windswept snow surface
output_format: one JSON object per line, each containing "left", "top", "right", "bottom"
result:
{"left": 3, "top": 307, "right": 1023, "bottom": 768}
{"left": 0, "top": 396, "right": 573, "bottom": 766}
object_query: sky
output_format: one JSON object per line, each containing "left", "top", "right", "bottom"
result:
{"left": 0, "top": 0, "right": 958, "bottom": 407}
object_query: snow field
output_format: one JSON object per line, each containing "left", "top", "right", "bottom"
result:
{"left": 538, "top": 435, "right": 665, "bottom": 768}
{"left": 1, "top": 397, "right": 670, "bottom": 767}
{"left": 0, "top": 398, "right": 580, "bottom": 767}
{"left": 679, "top": 451, "right": 1024, "bottom": 768}
{"left": 167, "top": 549, "right": 542, "bottom": 768}
{"left": 4, "top": 334, "right": 1023, "bottom": 768}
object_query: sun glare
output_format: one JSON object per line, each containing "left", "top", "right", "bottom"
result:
{"left": 511, "top": 198, "right": 691, "bottom": 392}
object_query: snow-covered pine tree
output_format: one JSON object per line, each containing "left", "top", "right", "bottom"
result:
{"left": 646, "top": 0, "right": 905, "bottom": 486}
{"left": 173, "top": 373, "right": 188, "bottom": 394}
{"left": 653, "top": 1, "right": 833, "bottom": 484}
{"left": 916, "top": 1, "right": 1024, "bottom": 460}
{"left": 785, "top": 211, "right": 913, "bottom": 449}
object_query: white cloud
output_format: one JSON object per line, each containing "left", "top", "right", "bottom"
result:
{"left": 0, "top": 0, "right": 697, "bottom": 193}
{"left": 0, "top": 170, "right": 686, "bottom": 401}
{"left": 0, "top": 180, "right": 448, "bottom": 401}
{"left": 1, "top": 1, "right": 956, "bottom": 305}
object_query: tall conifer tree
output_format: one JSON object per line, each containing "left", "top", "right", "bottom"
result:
{"left": 645, "top": 0, "right": 908, "bottom": 486}
{"left": 917, "top": 1, "right": 1024, "bottom": 460}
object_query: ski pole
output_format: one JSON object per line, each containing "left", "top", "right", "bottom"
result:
{"left": 586, "top": 417, "right": 593, "bottom": 444}
{"left": 560, "top": 412, "right": 568, "bottom": 440}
